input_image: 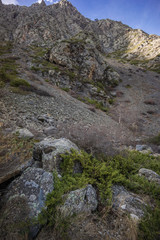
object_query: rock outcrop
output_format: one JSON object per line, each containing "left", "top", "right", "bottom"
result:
{"left": 0, "top": 167, "right": 54, "bottom": 239}
{"left": 0, "top": 0, "right": 159, "bottom": 67}
{"left": 59, "top": 184, "right": 98, "bottom": 217}
{"left": 139, "top": 168, "right": 160, "bottom": 185}
{"left": 112, "top": 185, "right": 147, "bottom": 221}
{"left": 14, "top": 128, "right": 34, "bottom": 139}
{"left": 33, "top": 137, "right": 79, "bottom": 172}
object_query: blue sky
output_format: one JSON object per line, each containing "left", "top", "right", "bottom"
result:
{"left": 2, "top": 0, "right": 160, "bottom": 36}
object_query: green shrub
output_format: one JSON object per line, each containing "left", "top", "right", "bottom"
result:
{"left": 96, "top": 81, "right": 105, "bottom": 91}
{"left": 38, "top": 150, "right": 124, "bottom": 227}
{"left": 0, "top": 69, "right": 9, "bottom": 82}
{"left": 38, "top": 150, "right": 160, "bottom": 239}
{"left": 125, "top": 84, "right": 132, "bottom": 88}
{"left": 83, "top": 97, "right": 108, "bottom": 112}
{"left": 108, "top": 98, "right": 115, "bottom": 104}
{"left": 10, "top": 78, "right": 30, "bottom": 87}
{"left": 61, "top": 87, "right": 70, "bottom": 92}
{"left": 0, "top": 81, "right": 5, "bottom": 88}
{"left": 138, "top": 205, "right": 160, "bottom": 240}
{"left": 31, "top": 66, "right": 40, "bottom": 71}
{"left": 148, "top": 133, "right": 160, "bottom": 145}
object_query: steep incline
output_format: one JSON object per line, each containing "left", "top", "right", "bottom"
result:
{"left": 0, "top": 0, "right": 160, "bottom": 149}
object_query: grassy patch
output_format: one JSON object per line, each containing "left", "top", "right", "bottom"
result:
{"left": 38, "top": 150, "right": 124, "bottom": 228}
{"left": 0, "top": 42, "right": 13, "bottom": 56}
{"left": 106, "top": 50, "right": 127, "bottom": 58}
{"left": 0, "top": 48, "right": 24, "bottom": 90}
{"left": 148, "top": 67, "right": 160, "bottom": 74}
{"left": 78, "top": 97, "right": 108, "bottom": 113}
{"left": 61, "top": 38, "right": 85, "bottom": 44}
{"left": 61, "top": 87, "right": 70, "bottom": 92}
{"left": 125, "top": 84, "right": 132, "bottom": 88}
{"left": 108, "top": 98, "right": 115, "bottom": 104}
{"left": 65, "top": 70, "right": 76, "bottom": 81}
{"left": 0, "top": 81, "right": 5, "bottom": 88}
{"left": 30, "top": 45, "right": 62, "bottom": 74}
{"left": 29, "top": 45, "right": 48, "bottom": 57}
{"left": 10, "top": 78, "right": 30, "bottom": 87}
{"left": 0, "top": 131, "right": 35, "bottom": 168}
{"left": 147, "top": 133, "right": 160, "bottom": 145}
{"left": 138, "top": 205, "right": 160, "bottom": 240}
{"left": 95, "top": 81, "right": 105, "bottom": 91}
{"left": 38, "top": 150, "right": 160, "bottom": 239}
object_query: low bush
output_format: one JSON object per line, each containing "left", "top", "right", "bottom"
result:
{"left": 148, "top": 133, "right": 160, "bottom": 145}
{"left": 38, "top": 150, "right": 160, "bottom": 239}
{"left": 10, "top": 78, "right": 30, "bottom": 87}
{"left": 82, "top": 97, "right": 108, "bottom": 113}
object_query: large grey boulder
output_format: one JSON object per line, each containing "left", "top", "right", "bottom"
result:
{"left": 139, "top": 168, "right": 160, "bottom": 185}
{"left": 59, "top": 185, "right": 98, "bottom": 217}
{"left": 0, "top": 167, "right": 53, "bottom": 239}
{"left": 112, "top": 185, "right": 146, "bottom": 221}
{"left": 33, "top": 137, "right": 80, "bottom": 172}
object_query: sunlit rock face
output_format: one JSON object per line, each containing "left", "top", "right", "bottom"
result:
{"left": 0, "top": 0, "right": 159, "bottom": 62}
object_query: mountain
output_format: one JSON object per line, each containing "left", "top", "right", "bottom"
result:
{"left": 0, "top": 1, "right": 160, "bottom": 239}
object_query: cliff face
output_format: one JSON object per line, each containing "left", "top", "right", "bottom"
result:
{"left": 0, "top": 0, "right": 159, "bottom": 59}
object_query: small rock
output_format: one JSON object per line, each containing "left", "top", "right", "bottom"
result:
{"left": 139, "top": 168, "right": 160, "bottom": 185}
{"left": 59, "top": 184, "right": 98, "bottom": 217}
{"left": 15, "top": 128, "right": 34, "bottom": 139}
{"left": 112, "top": 185, "right": 146, "bottom": 221}
{"left": 43, "top": 126, "right": 56, "bottom": 136}
{"left": 130, "top": 214, "right": 140, "bottom": 221}
{"left": 48, "top": 69, "right": 56, "bottom": 76}
{"left": 110, "top": 91, "right": 116, "bottom": 97}
{"left": 38, "top": 114, "right": 54, "bottom": 125}
{"left": 136, "top": 144, "right": 153, "bottom": 153}
{"left": 152, "top": 153, "right": 160, "bottom": 157}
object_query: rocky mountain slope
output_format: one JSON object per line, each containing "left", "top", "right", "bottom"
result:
{"left": 0, "top": 0, "right": 160, "bottom": 239}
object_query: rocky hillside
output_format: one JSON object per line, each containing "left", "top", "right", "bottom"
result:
{"left": 1, "top": 0, "right": 160, "bottom": 57}
{"left": 0, "top": 0, "right": 160, "bottom": 239}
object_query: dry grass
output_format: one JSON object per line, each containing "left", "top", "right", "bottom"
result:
{"left": 37, "top": 210, "right": 138, "bottom": 240}
{"left": 0, "top": 130, "right": 34, "bottom": 184}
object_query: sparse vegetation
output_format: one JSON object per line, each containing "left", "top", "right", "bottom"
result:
{"left": 0, "top": 81, "right": 5, "bottom": 88}
{"left": 10, "top": 78, "right": 30, "bottom": 87}
{"left": 61, "top": 38, "right": 85, "bottom": 44}
{"left": 0, "top": 42, "right": 13, "bottom": 56}
{"left": 78, "top": 96, "right": 108, "bottom": 113}
{"left": 138, "top": 205, "right": 160, "bottom": 240}
{"left": 125, "top": 84, "right": 132, "bottom": 88}
{"left": 0, "top": 131, "right": 35, "bottom": 170}
{"left": 0, "top": 47, "right": 29, "bottom": 91}
{"left": 148, "top": 133, "right": 160, "bottom": 145}
{"left": 108, "top": 98, "right": 115, "bottom": 104}
{"left": 61, "top": 87, "right": 70, "bottom": 92}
